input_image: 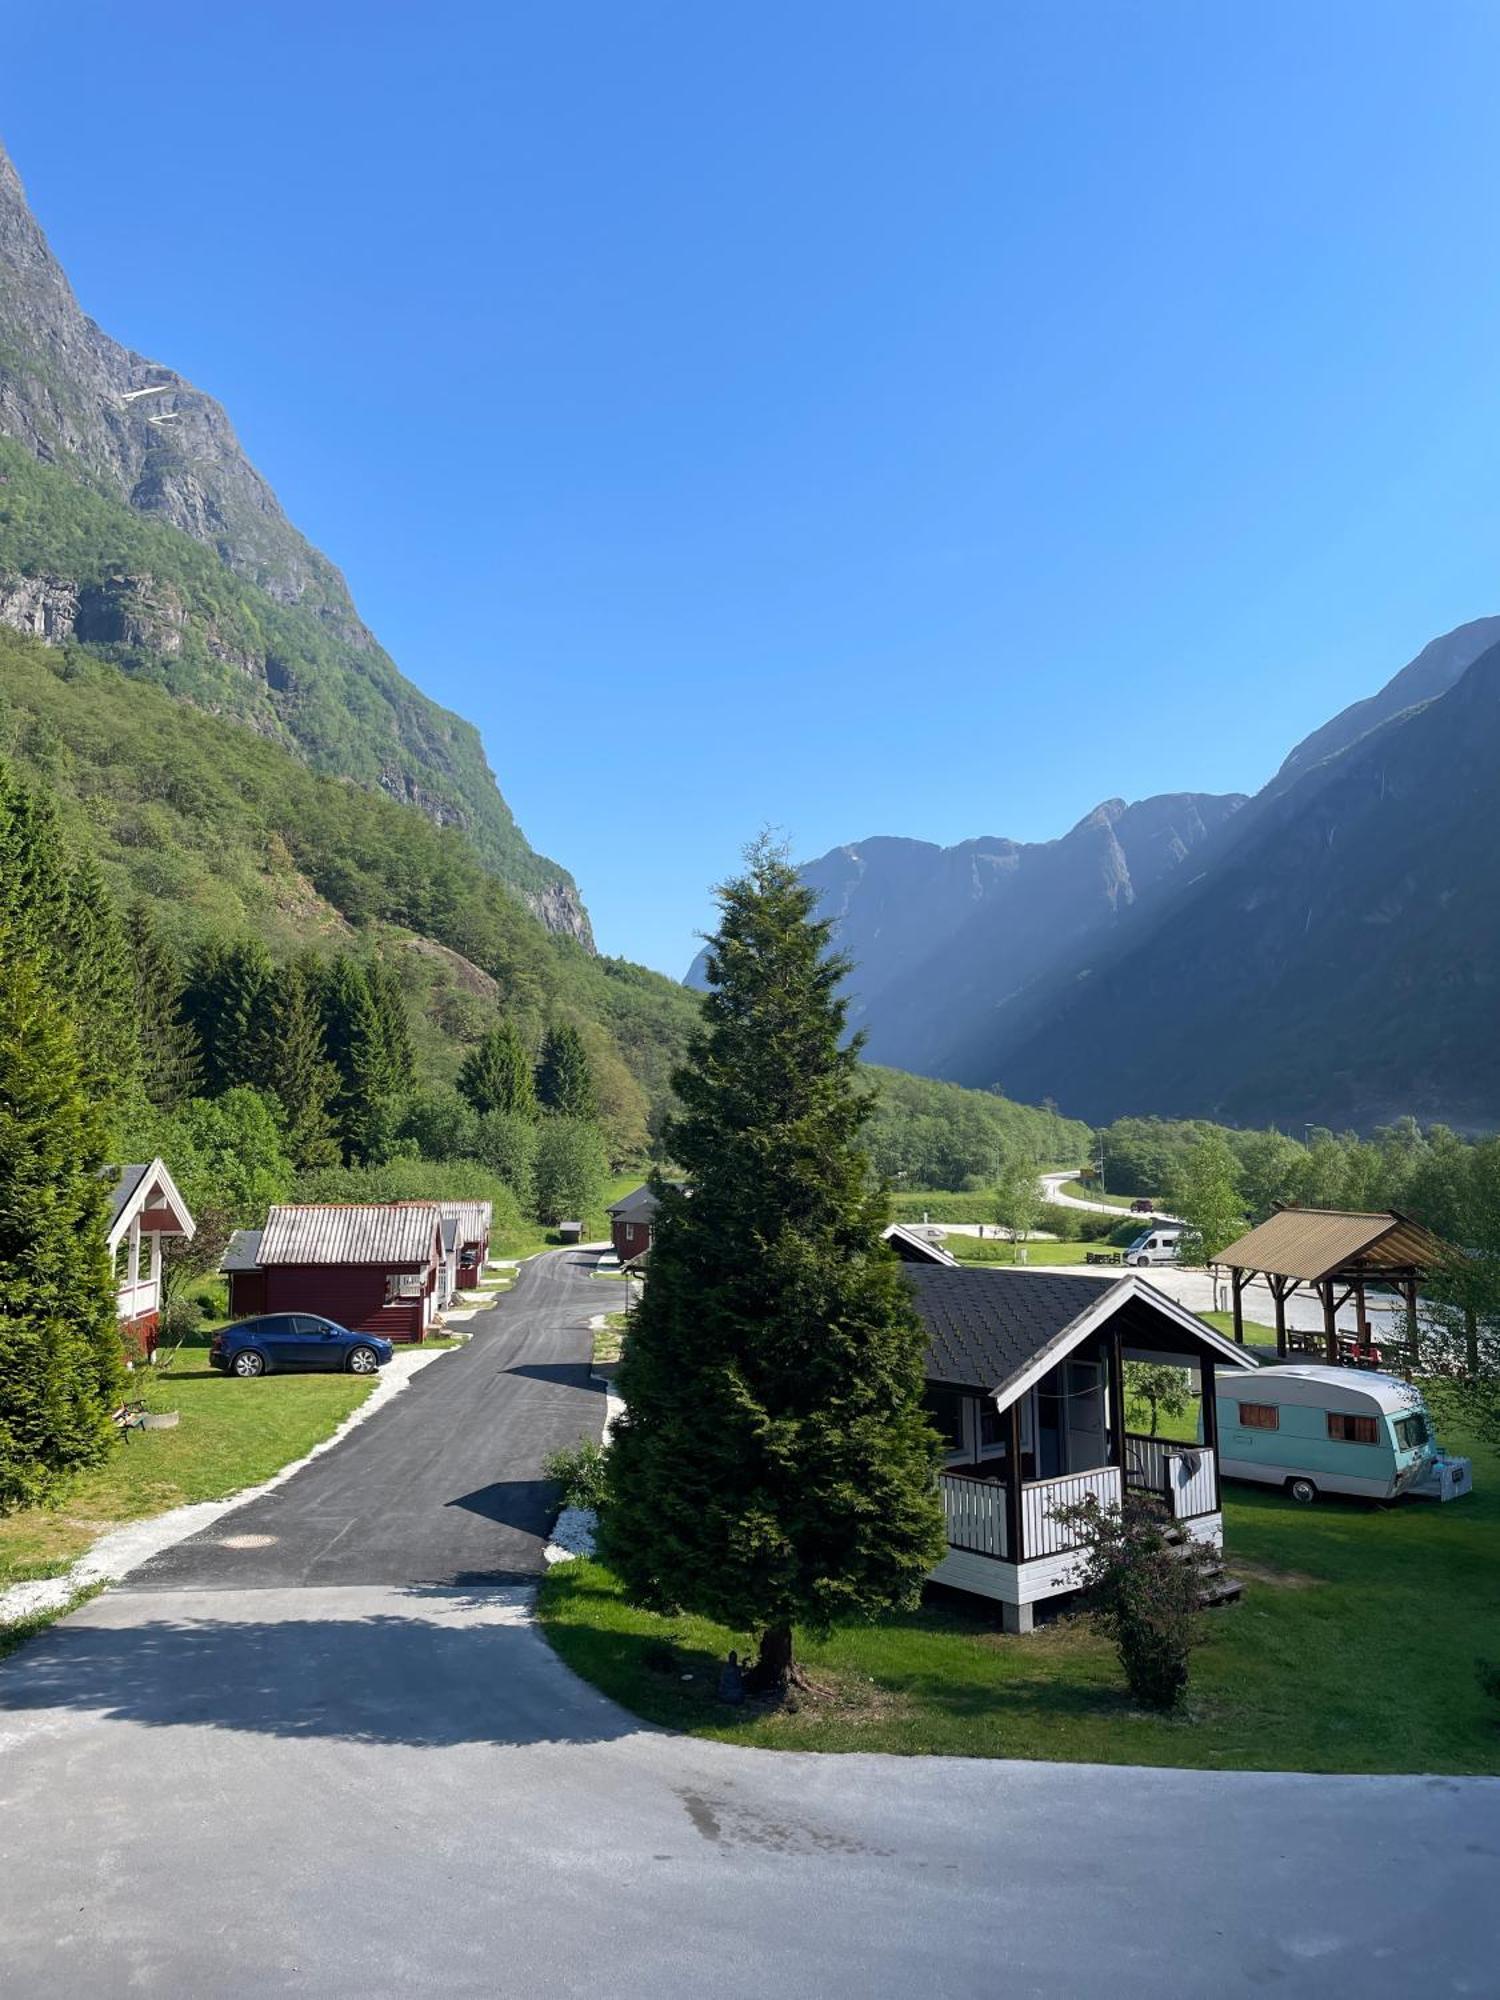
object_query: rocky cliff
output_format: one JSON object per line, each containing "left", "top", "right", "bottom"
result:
{"left": 0, "top": 137, "right": 591, "bottom": 944}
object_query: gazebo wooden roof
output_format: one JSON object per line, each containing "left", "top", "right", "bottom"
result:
{"left": 1214, "top": 1206, "right": 1449, "bottom": 1362}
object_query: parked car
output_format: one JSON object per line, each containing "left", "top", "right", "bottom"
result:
{"left": 1130, "top": 1197, "right": 1155, "bottom": 1214}
{"left": 1215, "top": 1363, "right": 1473, "bottom": 1504}
{"left": 1124, "top": 1225, "right": 1185, "bottom": 1266}
{"left": 210, "top": 1314, "right": 393, "bottom": 1378}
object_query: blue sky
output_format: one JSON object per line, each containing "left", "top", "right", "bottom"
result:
{"left": 8, "top": 3, "right": 1500, "bottom": 974}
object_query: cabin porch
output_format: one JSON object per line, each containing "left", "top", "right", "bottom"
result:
{"left": 923, "top": 1315, "right": 1229, "bottom": 1631}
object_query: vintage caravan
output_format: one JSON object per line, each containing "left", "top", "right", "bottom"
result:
{"left": 1216, "top": 1364, "right": 1472, "bottom": 1503}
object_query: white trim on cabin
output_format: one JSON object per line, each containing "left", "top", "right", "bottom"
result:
{"left": 984, "top": 1273, "right": 1258, "bottom": 1416}
{"left": 106, "top": 1157, "right": 196, "bottom": 1257}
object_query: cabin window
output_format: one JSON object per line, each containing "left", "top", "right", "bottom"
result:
{"left": 1394, "top": 1412, "right": 1429, "bottom": 1451}
{"left": 925, "top": 1387, "right": 969, "bottom": 1460}
{"left": 1237, "top": 1401, "right": 1280, "bottom": 1431}
{"left": 385, "top": 1273, "right": 423, "bottom": 1303}
{"left": 1326, "top": 1411, "right": 1379, "bottom": 1445}
{"left": 976, "top": 1399, "right": 1008, "bottom": 1457}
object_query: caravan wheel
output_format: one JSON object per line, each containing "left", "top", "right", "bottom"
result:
{"left": 1287, "top": 1477, "right": 1318, "bottom": 1505}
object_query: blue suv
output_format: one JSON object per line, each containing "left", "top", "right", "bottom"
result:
{"left": 210, "top": 1315, "right": 394, "bottom": 1379}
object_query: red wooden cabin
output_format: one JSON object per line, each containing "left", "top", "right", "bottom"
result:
{"left": 222, "top": 1204, "right": 444, "bottom": 1344}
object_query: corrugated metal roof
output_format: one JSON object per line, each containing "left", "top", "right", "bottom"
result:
{"left": 258, "top": 1204, "right": 441, "bottom": 1267}
{"left": 1216, "top": 1208, "right": 1446, "bottom": 1283}
{"left": 437, "top": 1200, "right": 492, "bottom": 1242}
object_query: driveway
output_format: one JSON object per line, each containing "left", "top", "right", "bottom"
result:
{"left": 135, "top": 1247, "right": 604, "bottom": 1592}
{"left": 1, "top": 1252, "right": 1494, "bottom": 1998}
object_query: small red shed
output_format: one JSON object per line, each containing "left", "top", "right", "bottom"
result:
{"left": 222, "top": 1203, "right": 444, "bottom": 1344}
{"left": 607, "top": 1183, "right": 660, "bottom": 1264}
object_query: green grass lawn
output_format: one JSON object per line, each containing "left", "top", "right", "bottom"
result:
{"left": 0, "top": 1363, "right": 380, "bottom": 1589}
{"left": 492, "top": 1173, "right": 644, "bottom": 1261}
{"left": 540, "top": 1425, "right": 1500, "bottom": 1773}
{"left": 951, "top": 1238, "right": 1118, "bottom": 1267}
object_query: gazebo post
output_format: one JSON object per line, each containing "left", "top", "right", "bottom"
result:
{"left": 1231, "top": 1269, "right": 1245, "bottom": 1345}
{"left": 1354, "top": 1272, "right": 1369, "bottom": 1353}
{"left": 1322, "top": 1279, "right": 1338, "bottom": 1364}
{"left": 1271, "top": 1276, "right": 1288, "bottom": 1359}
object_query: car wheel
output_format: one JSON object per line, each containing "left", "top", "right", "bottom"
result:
{"left": 1287, "top": 1476, "right": 1318, "bottom": 1504}
{"left": 346, "top": 1345, "right": 380, "bottom": 1375}
{"left": 232, "top": 1350, "right": 266, "bottom": 1378}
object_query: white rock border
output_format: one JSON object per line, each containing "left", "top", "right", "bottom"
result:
{"left": 543, "top": 1379, "right": 623, "bottom": 1567}
{"left": 0, "top": 1343, "right": 455, "bottom": 1626}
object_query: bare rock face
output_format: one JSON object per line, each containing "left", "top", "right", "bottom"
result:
{"left": 525, "top": 880, "right": 596, "bottom": 949}
{"left": 0, "top": 142, "right": 352, "bottom": 621}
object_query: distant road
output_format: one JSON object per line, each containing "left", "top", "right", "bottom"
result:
{"left": 1042, "top": 1170, "right": 1181, "bottom": 1224}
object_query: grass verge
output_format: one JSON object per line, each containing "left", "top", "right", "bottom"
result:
{"left": 540, "top": 1425, "right": 1499, "bottom": 1772}
{"left": 0, "top": 1364, "right": 379, "bottom": 1589}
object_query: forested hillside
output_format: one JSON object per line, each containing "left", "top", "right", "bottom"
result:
{"left": 0, "top": 138, "right": 587, "bottom": 937}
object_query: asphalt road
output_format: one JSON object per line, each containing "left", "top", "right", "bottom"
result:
{"left": 1, "top": 1251, "right": 1495, "bottom": 1998}
{"left": 136, "top": 1246, "right": 606, "bottom": 1591}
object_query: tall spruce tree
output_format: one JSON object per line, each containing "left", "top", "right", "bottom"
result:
{"left": 604, "top": 841, "right": 946, "bottom": 1693}
{"left": 0, "top": 766, "right": 70, "bottom": 967}
{"left": 457, "top": 1022, "right": 537, "bottom": 1120}
{"left": 536, "top": 1022, "right": 597, "bottom": 1121}
{"left": 320, "top": 954, "right": 397, "bottom": 1163}
{"left": 185, "top": 937, "right": 279, "bottom": 1097}
{"left": 0, "top": 926, "right": 122, "bottom": 1506}
{"left": 129, "top": 901, "right": 201, "bottom": 1111}
{"left": 366, "top": 958, "right": 416, "bottom": 1097}
{"left": 59, "top": 848, "right": 140, "bottom": 1114}
{"left": 270, "top": 956, "right": 340, "bottom": 1168}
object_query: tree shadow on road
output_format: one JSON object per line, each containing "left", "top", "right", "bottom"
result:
{"left": 0, "top": 1592, "right": 642, "bottom": 1749}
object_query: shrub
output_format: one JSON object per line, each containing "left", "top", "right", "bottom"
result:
{"left": 1055, "top": 1491, "right": 1218, "bottom": 1710}
{"left": 542, "top": 1436, "right": 610, "bottom": 1512}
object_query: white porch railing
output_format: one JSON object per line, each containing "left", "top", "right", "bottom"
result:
{"left": 1124, "top": 1435, "right": 1217, "bottom": 1519}
{"left": 937, "top": 1473, "right": 1008, "bottom": 1559}
{"left": 1022, "top": 1466, "right": 1122, "bottom": 1560}
{"left": 115, "top": 1277, "right": 160, "bottom": 1322}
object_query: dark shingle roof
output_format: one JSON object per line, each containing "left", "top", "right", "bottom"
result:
{"left": 906, "top": 1265, "right": 1114, "bottom": 1396}
{"left": 104, "top": 1163, "right": 150, "bottom": 1230}
{"left": 607, "top": 1184, "right": 659, "bottom": 1219}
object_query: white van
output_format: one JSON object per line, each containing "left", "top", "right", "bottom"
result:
{"left": 1124, "top": 1224, "right": 1186, "bottom": 1267}
{"left": 1215, "top": 1364, "right": 1473, "bottom": 1504}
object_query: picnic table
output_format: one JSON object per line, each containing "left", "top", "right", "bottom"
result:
{"left": 1085, "top": 1249, "right": 1122, "bottom": 1265}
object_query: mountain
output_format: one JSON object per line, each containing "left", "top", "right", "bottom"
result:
{"left": 687, "top": 791, "right": 1244, "bottom": 1074}
{"left": 1271, "top": 615, "right": 1500, "bottom": 794}
{"left": 0, "top": 138, "right": 588, "bottom": 941}
{"left": 949, "top": 621, "right": 1500, "bottom": 1130}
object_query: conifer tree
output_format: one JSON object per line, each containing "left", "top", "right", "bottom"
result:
{"left": 270, "top": 956, "right": 340, "bottom": 1168}
{"left": 536, "top": 1022, "right": 597, "bottom": 1121}
{"left": 457, "top": 1022, "right": 537, "bottom": 1120}
{"left": 130, "top": 901, "right": 201, "bottom": 1111}
{"left": 185, "top": 937, "right": 279, "bottom": 1097}
{"left": 59, "top": 848, "right": 140, "bottom": 1112}
{"left": 605, "top": 840, "right": 946, "bottom": 1694}
{"left": 366, "top": 958, "right": 416, "bottom": 1097}
{"left": 320, "top": 954, "right": 397, "bottom": 1163}
{"left": 0, "top": 920, "right": 122, "bottom": 1506}
{"left": 0, "top": 765, "right": 70, "bottom": 968}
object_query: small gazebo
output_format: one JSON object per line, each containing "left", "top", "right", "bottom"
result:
{"left": 1214, "top": 1206, "right": 1448, "bottom": 1363}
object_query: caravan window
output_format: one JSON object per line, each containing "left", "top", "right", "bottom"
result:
{"left": 1237, "top": 1401, "right": 1279, "bottom": 1431}
{"left": 1327, "top": 1411, "right": 1379, "bottom": 1445}
{"left": 1394, "top": 1412, "right": 1429, "bottom": 1450}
